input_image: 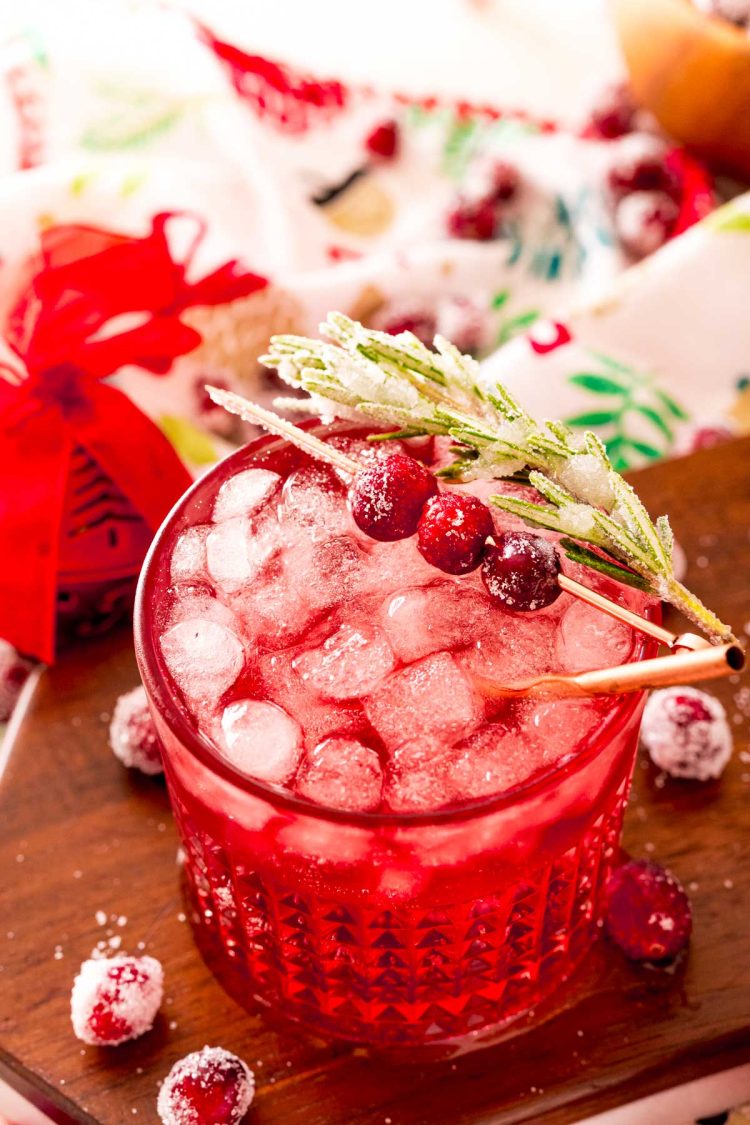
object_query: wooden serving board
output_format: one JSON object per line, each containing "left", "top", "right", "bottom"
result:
{"left": 1, "top": 437, "right": 750, "bottom": 1125}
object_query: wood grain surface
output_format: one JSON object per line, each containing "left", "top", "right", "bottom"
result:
{"left": 1, "top": 437, "right": 749, "bottom": 1125}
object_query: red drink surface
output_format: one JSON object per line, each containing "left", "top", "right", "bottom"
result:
{"left": 136, "top": 425, "right": 656, "bottom": 1050}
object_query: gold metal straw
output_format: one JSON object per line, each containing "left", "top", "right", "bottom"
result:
{"left": 473, "top": 643, "right": 745, "bottom": 700}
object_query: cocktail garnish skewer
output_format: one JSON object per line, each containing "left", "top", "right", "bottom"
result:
{"left": 206, "top": 385, "right": 743, "bottom": 696}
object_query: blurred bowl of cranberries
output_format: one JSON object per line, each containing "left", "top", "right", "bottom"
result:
{"left": 613, "top": 0, "right": 750, "bottom": 177}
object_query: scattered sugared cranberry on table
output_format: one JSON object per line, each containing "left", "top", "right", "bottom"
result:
{"left": 70, "top": 954, "right": 164, "bottom": 1046}
{"left": 689, "top": 425, "right": 734, "bottom": 452}
{"left": 109, "top": 684, "right": 163, "bottom": 776}
{"left": 481, "top": 531, "right": 562, "bottom": 611}
{"left": 641, "top": 686, "right": 732, "bottom": 780}
{"left": 604, "top": 860, "right": 693, "bottom": 961}
{"left": 347, "top": 454, "right": 439, "bottom": 541}
{"left": 157, "top": 1046, "right": 255, "bottom": 1125}
{"left": 417, "top": 491, "right": 495, "bottom": 575}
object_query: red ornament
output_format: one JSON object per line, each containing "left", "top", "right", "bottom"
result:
{"left": 0, "top": 212, "right": 267, "bottom": 662}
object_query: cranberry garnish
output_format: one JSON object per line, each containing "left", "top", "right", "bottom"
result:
{"left": 641, "top": 686, "right": 732, "bottom": 780}
{"left": 604, "top": 859, "right": 693, "bottom": 962}
{"left": 348, "top": 454, "right": 438, "bottom": 541}
{"left": 690, "top": 425, "right": 733, "bottom": 452}
{"left": 446, "top": 195, "right": 498, "bottom": 241}
{"left": 70, "top": 954, "right": 163, "bottom": 1046}
{"left": 614, "top": 190, "right": 678, "bottom": 258}
{"left": 417, "top": 492, "right": 494, "bottom": 574}
{"left": 109, "top": 685, "right": 163, "bottom": 776}
{"left": 584, "top": 81, "right": 637, "bottom": 140}
{"left": 365, "top": 119, "right": 399, "bottom": 160}
{"left": 607, "top": 137, "right": 679, "bottom": 200}
{"left": 481, "top": 531, "right": 561, "bottom": 611}
{"left": 157, "top": 1046, "right": 255, "bottom": 1125}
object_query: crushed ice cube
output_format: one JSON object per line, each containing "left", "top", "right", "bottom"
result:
{"left": 169, "top": 525, "right": 211, "bottom": 583}
{"left": 160, "top": 619, "right": 244, "bottom": 703}
{"left": 260, "top": 650, "right": 368, "bottom": 748}
{"left": 381, "top": 583, "right": 487, "bottom": 664}
{"left": 556, "top": 600, "right": 634, "bottom": 673}
{"left": 227, "top": 561, "right": 316, "bottom": 651}
{"left": 290, "top": 535, "right": 369, "bottom": 613}
{"left": 212, "top": 468, "right": 281, "bottom": 522}
{"left": 458, "top": 610, "right": 554, "bottom": 690}
{"left": 451, "top": 724, "right": 537, "bottom": 800}
{"left": 206, "top": 515, "right": 279, "bottom": 592}
{"left": 219, "top": 699, "right": 302, "bottom": 784}
{"left": 364, "top": 651, "right": 482, "bottom": 752}
{"left": 385, "top": 757, "right": 458, "bottom": 813}
{"left": 293, "top": 624, "right": 395, "bottom": 701}
{"left": 164, "top": 585, "right": 237, "bottom": 631}
{"left": 295, "top": 737, "right": 383, "bottom": 811}
{"left": 280, "top": 464, "right": 350, "bottom": 542}
{"left": 356, "top": 536, "right": 436, "bottom": 599}
{"left": 524, "top": 698, "right": 603, "bottom": 764}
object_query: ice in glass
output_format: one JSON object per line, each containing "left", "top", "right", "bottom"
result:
{"left": 136, "top": 425, "right": 655, "bottom": 1050}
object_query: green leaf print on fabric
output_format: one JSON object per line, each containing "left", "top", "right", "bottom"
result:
{"left": 489, "top": 290, "right": 540, "bottom": 346}
{"left": 81, "top": 81, "right": 190, "bottom": 151}
{"left": 564, "top": 352, "right": 688, "bottom": 470}
{"left": 159, "top": 416, "right": 217, "bottom": 466}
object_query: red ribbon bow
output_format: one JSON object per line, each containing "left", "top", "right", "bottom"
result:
{"left": 0, "top": 211, "right": 267, "bottom": 662}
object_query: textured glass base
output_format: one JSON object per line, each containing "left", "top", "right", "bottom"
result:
{"left": 174, "top": 778, "right": 628, "bottom": 1050}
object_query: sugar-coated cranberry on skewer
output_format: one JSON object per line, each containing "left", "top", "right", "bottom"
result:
{"left": 348, "top": 453, "right": 438, "bottom": 541}
{"left": 417, "top": 492, "right": 495, "bottom": 575}
{"left": 481, "top": 531, "right": 562, "bottom": 611}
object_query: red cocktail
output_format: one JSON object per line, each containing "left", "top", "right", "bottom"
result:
{"left": 135, "top": 424, "right": 655, "bottom": 1051}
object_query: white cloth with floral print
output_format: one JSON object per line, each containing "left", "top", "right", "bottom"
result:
{"left": 0, "top": 1, "right": 745, "bottom": 476}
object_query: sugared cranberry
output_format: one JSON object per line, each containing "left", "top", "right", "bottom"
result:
{"left": 446, "top": 195, "right": 498, "bottom": 241}
{"left": 481, "top": 531, "right": 561, "bottom": 611}
{"left": 157, "top": 1046, "right": 255, "bottom": 1125}
{"left": 641, "top": 686, "right": 732, "bottom": 780}
{"left": 614, "top": 190, "right": 678, "bottom": 258}
{"left": 348, "top": 454, "right": 438, "bottom": 541}
{"left": 70, "top": 954, "right": 163, "bottom": 1046}
{"left": 604, "top": 859, "right": 693, "bottom": 962}
{"left": 417, "top": 492, "right": 494, "bottom": 574}
{"left": 109, "top": 685, "right": 163, "bottom": 776}
{"left": 607, "top": 136, "right": 679, "bottom": 200}
{"left": 371, "top": 299, "right": 437, "bottom": 346}
{"left": 365, "top": 119, "right": 399, "bottom": 160}
{"left": 584, "top": 81, "right": 638, "bottom": 140}
{"left": 0, "top": 639, "right": 32, "bottom": 722}
{"left": 689, "top": 424, "right": 733, "bottom": 452}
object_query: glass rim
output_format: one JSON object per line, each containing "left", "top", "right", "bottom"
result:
{"left": 135, "top": 422, "right": 658, "bottom": 829}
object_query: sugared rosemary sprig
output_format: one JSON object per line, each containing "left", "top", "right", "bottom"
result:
{"left": 263, "top": 313, "right": 735, "bottom": 643}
